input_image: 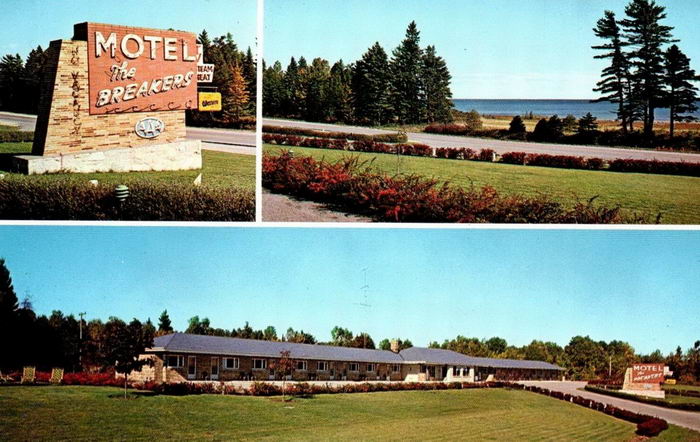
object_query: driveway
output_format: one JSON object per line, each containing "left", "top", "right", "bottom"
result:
{"left": 519, "top": 381, "right": 700, "bottom": 432}
{"left": 264, "top": 117, "right": 700, "bottom": 163}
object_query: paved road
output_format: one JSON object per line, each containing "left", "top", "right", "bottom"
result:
{"left": 264, "top": 117, "right": 700, "bottom": 163}
{"left": 0, "top": 112, "right": 256, "bottom": 148}
{"left": 262, "top": 190, "right": 371, "bottom": 222}
{"left": 519, "top": 381, "right": 700, "bottom": 432}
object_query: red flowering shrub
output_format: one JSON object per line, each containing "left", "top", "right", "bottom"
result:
{"left": 424, "top": 123, "right": 471, "bottom": 135}
{"left": 62, "top": 372, "right": 123, "bottom": 387}
{"left": 435, "top": 147, "right": 477, "bottom": 160}
{"left": 247, "top": 382, "right": 282, "bottom": 396}
{"left": 263, "top": 152, "right": 650, "bottom": 224}
{"left": 397, "top": 143, "right": 433, "bottom": 157}
{"left": 637, "top": 418, "right": 669, "bottom": 437}
{"left": 525, "top": 154, "right": 587, "bottom": 169}
{"left": 609, "top": 158, "right": 700, "bottom": 177}
{"left": 500, "top": 152, "right": 527, "bottom": 165}
{"left": 585, "top": 157, "right": 605, "bottom": 170}
{"left": 477, "top": 149, "right": 495, "bottom": 161}
{"left": 263, "top": 125, "right": 407, "bottom": 143}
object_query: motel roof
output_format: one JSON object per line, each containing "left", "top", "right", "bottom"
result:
{"left": 151, "top": 333, "right": 564, "bottom": 370}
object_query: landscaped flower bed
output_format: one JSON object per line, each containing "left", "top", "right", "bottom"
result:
{"left": 263, "top": 152, "right": 649, "bottom": 223}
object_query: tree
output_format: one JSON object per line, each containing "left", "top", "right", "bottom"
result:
{"left": 326, "top": 60, "right": 352, "bottom": 123}
{"left": 531, "top": 115, "right": 563, "bottom": 141}
{"left": 485, "top": 337, "right": 508, "bottom": 355}
{"left": 331, "top": 326, "right": 354, "bottom": 346}
{"left": 350, "top": 332, "right": 375, "bottom": 349}
{"left": 303, "top": 57, "right": 331, "bottom": 122}
{"left": 185, "top": 316, "right": 211, "bottom": 335}
{"left": 620, "top": 0, "right": 676, "bottom": 138}
{"left": 272, "top": 350, "right": 295, "bottom": 401}
{"left": 562, "top": 114, "right": 578, "bottom": 132}
{"left": 664, "top": 45, "right": 698, "bottom": 137}
{"left": 282, "top": 57, "right": 300, "bottom": 117}
{"left": 0, "top": 54, "right": 24, "bottom": 112}
{"left": 263, "top": 61, "right": 286, "bottom": 116}
{"left": 389, "top": 21, "right": 426, "bottom": 124}
{"left": 592, "top": 10, "right": 634, "bottom": 132}
{"left": 379, "top": 338, "right": 413, "bottom": 351}
{"left": 463, "top": 109, "right": 483, "bottom": 131}
{"left": 222, "top": 63, "right": 250, "bottom": 123}
{"left": 577, "top": 112, "right": 599, "bottom": 133}
{"left": 242, "top": 47, "right": 256, "bottom": 114}
{"left": 263, "top": 326, "right": 278, "bottom": 341}
{"left": 157, "top": 310, "right": 173, "bottom": 334}
{"left": 564, "top": 336, "right": 606, "bottom": 380}
{"left": 352, "top": 43, "right": 392, "bottom": 125}
{"left": 422, "top": 45, "right": 453, "bottom": 123}
{"left": 0, "top": 258, "right": 19, "bottom": 369}
{"left": 285, "top": 327, "right": 316, "bottom": 344}
{"left": 508, "top": 115, "right": 526, "bottom": 134}
{"left": 102, "top": 317, "right": 154, "bottom": 398}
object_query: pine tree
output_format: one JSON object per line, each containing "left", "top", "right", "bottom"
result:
{"left": 592, "top": 11, "right": 633, "bottom": 132}
{"left": 222, "top": 63, "right": 250, "bottom": 123}
{"left": 577, "top": 112, "right": 599, "bottom": 133}
{"left": 157, "top": 310, "right": 173, "bottom": 333}
{"left": 263, "top": 61, "right": 286, "bottom": 116}
{"left": 282, "top": 57, "right": 300, "bottom": 117}
{"left": 198, "top": 30, "right": 212, "bottom": 55}
{"left": 352, "top": 42, "right": 392, "bottom": 125}
{"left": 0, "top": 54, "right": 24, "bottom": 112}
{"left": 620, "top": 0, "right": 676, "bottom": 138}
{"left": 0, "top": 258, "right": 18, "bottom": 316}
{"left": 422, "top": 45, "right": 453, "bottom": 123}
{"left": 664, "top": 45, "right": 698, "bottom": 137}
{"left": 389, "top": 21, "right": 426, "bottom": 124}
{"left": 508, "top": 115, "right": 526, "bottom": 134}
{"left": 326, "top": 60, "right": 352, "bottom": 123}
{"left": 243, "top": 47, "right": 256, "bottom": 113}
{"left": 304, "top": 57, "right": 331, "bottom": 122}
{"left": 23, "top": 45, "right": 45, "bottom": 114}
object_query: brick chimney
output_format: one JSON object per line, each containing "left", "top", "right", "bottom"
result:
{"left": 390, "top": 339, "right": 400, "bottom": 353}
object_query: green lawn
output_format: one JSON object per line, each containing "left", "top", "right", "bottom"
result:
{"left": 664, "top": 384, "right": 700, "bottom": 393}
{"left": 264, "top": 144, "right": 700, "bottom": 224}
{"left": 1, "top": 386, "right": 698, "bottom": 441}
{"left": 2, "top": 142, "right": 254, "bottom": 190}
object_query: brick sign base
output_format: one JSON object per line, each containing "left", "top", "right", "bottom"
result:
{"left": 14, "top": 35, "right": 200, "bottom": 175}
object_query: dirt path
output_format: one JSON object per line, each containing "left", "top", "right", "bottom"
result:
{"left": 262, "top": 190, "right": 372, "bottom": 222}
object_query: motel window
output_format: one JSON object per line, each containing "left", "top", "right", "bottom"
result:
{"left": 253, "top": 359, "right": 267, "bottom": 370}
{"left": 366, "top": 363, "right": 375, "bottom": 372}
{"left": 392, "top": 364, "right": 401, "bottom": 373}
{"left": 166, "top": 355, "right": 184, "bottom": 368}
{"left": 317, "top": 361, "right": 328, "bottom": 371}
{"left": 349, "top": 363, "right": 359, "bottom": 372}
{"left": 296, "top": 360, "right": 307, "bottom": 371}
{"left": 224, "top": 358, "right": 239, "bottom": 370}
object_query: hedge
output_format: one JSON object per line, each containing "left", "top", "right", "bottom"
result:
{"left": 0, "top": 179, "right": 255, "bottom": 221}
{"left": 608, "top": 158, "right": 700, "bottom": 177}
{"left": 0, "top": 130, "right": 34, "bottom": 142}
{"left": 511, "top": 383, "right": 669, "bottom": 437}
{"left": 263, "top": 125, "right": 408, "bottom": 143}
{"left": 585, "top": 385, "right": 700, "bottom": 411}
{"left": 263, "top": 152, "right": 650, "bottom": 224}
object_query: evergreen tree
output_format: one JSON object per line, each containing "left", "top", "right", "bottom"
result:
{"left": 422, "top": 45, "right": 453, "bottom": 123}
{"left": 303, "top": 57, "right": 331, "bottom": 122}
{"left": 352, "top": 42, "right": 392, "bottom": 125}
{"left": 664, "top": 44, "right": 699, "bottom": 137}
{"left": 23, "top": 45, "right": 45, "bottom": 114}
{"left": 577, "top": 112, "right": 599, "bottom": 133}
{"left": 508, "top": 115, "right": 526, "bottom": 134}
{"left": 102, "top": 317, "right": 154, "bottom": 397}
{"left": 282, "top": 57, "right": 300, "bottom": 117}
{"left": 326, "top": 60, "right": 352, "bottom": 123}
{"left": 242, "top": 47, "right": 256, "bottom": 113}
{"left": 0, "top": 54, "right": 24, "bottom": 112}
{"left": 620, "top": 0, "right": 676, "bottom": 138}
{"left": 592, "top": 11, "right": 633, "bottom": 132}
{"left": 198, "top": 30, "right": 212, "bottom": 55}
{"left": 562, "top": 114, "right": 578, "bottom": 132}
{"left": 263, "top": 61, "right": 286, "bottom": 116}
{"left": 157, "top": 310, "right": 173, "bottom": 333}
{"left": 0, "top": 258, "right": 18, "bottom": 316}
{"left": 389, "top": 21, "right": 426, "bottom": 124}
{"left": 263, "top": 326, "right": 277, "bottom": 341}
{"left": 0, "top": 258, "right": 19, "bottom": 369}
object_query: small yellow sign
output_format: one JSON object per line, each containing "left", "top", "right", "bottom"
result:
{"left": 198, "top": 92, "right": 222, "bottom": 111}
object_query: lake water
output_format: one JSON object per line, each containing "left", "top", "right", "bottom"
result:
{"left": 452, "top": 99, "right": 700, "bottom": 121}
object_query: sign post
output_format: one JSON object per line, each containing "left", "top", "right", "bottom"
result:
{"left": 621, "top": 363, "right": 669, "bottom": 399}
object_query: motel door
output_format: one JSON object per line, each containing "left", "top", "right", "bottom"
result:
{"left": 187, "top": 356, "right": 196, "bottom": 380}
{"left": 211, "top": 357, "right": 219, "bottom": 380}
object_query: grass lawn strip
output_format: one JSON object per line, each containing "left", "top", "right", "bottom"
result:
{"left": 1, "top": 142, "right": 255, "bottom": 190}
{"left": 264, "top": 144, "right": 700, "bottom": 224}
{"left": 4, "top": 386, "right": 700, "bottom": 440}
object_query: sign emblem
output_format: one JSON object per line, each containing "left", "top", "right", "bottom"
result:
{"left": 198, "top": 92, "right": 222, "bottom": 111}
{"left": 135, "top": 117, "right": 165, "bottom": 139}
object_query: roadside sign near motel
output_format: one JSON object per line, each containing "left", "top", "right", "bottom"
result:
{"left": 631, "top": 363, "right": 665, "bottom": 383}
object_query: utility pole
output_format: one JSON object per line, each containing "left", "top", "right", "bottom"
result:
{"left": 79, "top": 312, "right": 86, "bottom": 370}
{"left": 608, "top": 354, "right": 612, "bottom": 379}
{"left": 353, "top": 268, "right": 372, "bottom": 349}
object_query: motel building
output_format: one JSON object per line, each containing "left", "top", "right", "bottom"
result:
{"left": 131, "top": 333, "right": 564, "bottom": 384}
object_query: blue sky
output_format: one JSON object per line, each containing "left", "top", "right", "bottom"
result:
{"left": 0, "top": 226, "right": 698, "bottom": 355}
{"left": 265, "top": 0, "right": 700, "bottom": 99}
{"left": 0, "top": 0, "right": 256, "bottom": 59}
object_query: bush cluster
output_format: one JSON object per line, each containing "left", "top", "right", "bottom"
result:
{"left": 264, "top": 133, "right": 433, "bottom": 158}
{"left": 500, "top": 152, "right": 605, "bottom": 170}
{"left": 263, "top": 125, "right": 407, "bottom": 143}
{"left": 0, "top": 130, "right": 34, "bottom": 143}
{"left": 609, "top": 158, "right": 700, "bottom": 177}
{"left": 5, "top": 370, "right": 124, "bottom": 387}
{"left": 511, "top": 383, "right": 669, "bottom": 437}
{"left": 0, "top": 179, "right": 255, "bottom": 221}
{"left": 585, "top": 385, "right": 700, "bottom": 411}
{"left": 665, "top": 388, "right": 700, "bottom": 398}
{"left": 263, "top": 152, "right": 649, "bottom": 224}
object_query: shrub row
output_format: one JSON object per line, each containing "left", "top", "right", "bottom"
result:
{"left": 500, "top": 152, "right": 605, "bottom": 170}
{"left": 585, "top": 385, "right": 700, "bottom": 411}
{"left": 609, "top": 158, "right": 700, "bottom": 177}
{"left": 0, "top": 179, "right": 255, "bottom": 221}
{"left": 0, "top": 130, "right": 34, "bottom": 143}
{"left": 263, "top": 133, "right": 433, "bottom": 157}
{"left": 263, "top": 125, "right": 408, "bottom": 143}
{"left": 266, "top": 131, "right": 700, "bottom": 178}
{"left": 139, "top": 380, "right": 510, "bottom": 396}
{"left": 665, "top": 388, "right": 700, "bottom": 398}
{"left": 509, "top": 383, "right": 669, "bottom": 437}
{"left": 263, "top": 152, "right": 649, "bottom": 224}
{"left": 4, "top": 370, "right": 124, "bottom": 387}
